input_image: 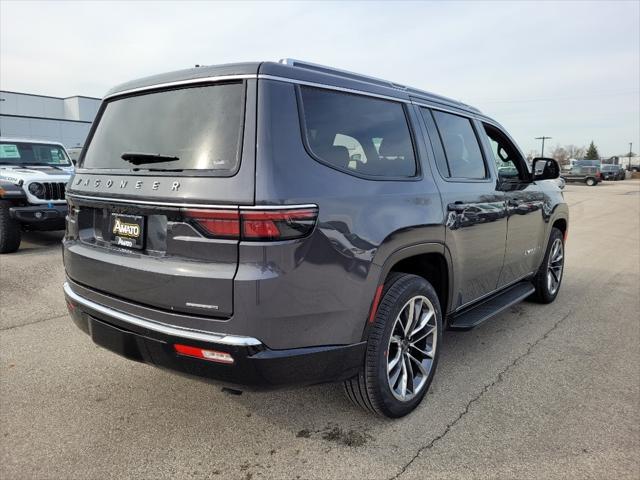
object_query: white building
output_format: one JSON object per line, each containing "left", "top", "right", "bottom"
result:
{"left": 0, "top": 90, "right": 101, "bottom": 148}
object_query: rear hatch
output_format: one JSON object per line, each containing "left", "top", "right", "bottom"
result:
{"left": 64, "top": 76, "right": 257, "bottom": 318}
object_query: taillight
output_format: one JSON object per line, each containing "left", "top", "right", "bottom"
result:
{"left": 183, "top": 206, "right": 318, "bottom": 241}
{"left": 183, "top": 209, "right": 240, "bottom": 238}
{"left": 241, "top": 208, "right": 318, "bottom": 240}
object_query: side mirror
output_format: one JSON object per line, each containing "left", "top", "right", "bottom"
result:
{"left": 532, "top": 157, "right": 560, "bottom": 181}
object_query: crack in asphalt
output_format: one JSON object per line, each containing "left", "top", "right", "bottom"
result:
{"left": 390, "top": 309, "right": 574, "bottom": 480}
{"left": 0, "top": 313, "right": 67, "bottom": 332}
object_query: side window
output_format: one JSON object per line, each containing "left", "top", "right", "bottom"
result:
{"left": 419, "top": 107, "right": 450, "bottom": 177}
{"left": 299, "top": 86, "right": 416, "bottom": 178}
{"left": 432, "top": 110, "right": 487, "bottom": 179}
{"left": 482, "top": 123, "right": 527, "bottom": 180}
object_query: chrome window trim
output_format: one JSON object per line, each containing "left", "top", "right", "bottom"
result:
{"left": 66, "top": 192, "right": 317, "bottom": 210}
{"left": 101, "top": 72, "right": 482, "bottom": 117}
{"left": 63, "top": 282, "right": 262, "bottom": 346}
{"left": 411, "top": 100, "right": 478, "bottom": 119}
{"left": 258, "top": 74, "right": 411, "bottom": 104}
{"left": 103, "top": 74, "right": 257, "bottom": 99}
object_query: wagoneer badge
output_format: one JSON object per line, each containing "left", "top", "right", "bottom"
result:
{"left": 73, "top": 175, "right": 180, "bottom": 192}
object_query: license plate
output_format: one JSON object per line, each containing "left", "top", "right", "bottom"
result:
{"left": 109, "top": 213, "right": 145, "bottom": 250}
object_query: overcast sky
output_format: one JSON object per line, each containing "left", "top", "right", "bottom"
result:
{"left": 1, "top": 0, "right": 638, "bottom": 156}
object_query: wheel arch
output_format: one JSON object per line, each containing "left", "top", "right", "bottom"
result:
{"left": 362, "top": 243, "right": 453, "bottom": 341}
{"left": 552, "top": 217, "right": 568, "bottom": 239}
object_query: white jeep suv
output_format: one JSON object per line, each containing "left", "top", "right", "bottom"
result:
{"left": 0, "top": 138, "right": 74, "bottom": 253}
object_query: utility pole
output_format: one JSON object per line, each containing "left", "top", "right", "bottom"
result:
{"left": 628, "top": 142, "right": 633, "bottom": 171}
{"left": 535, "top": 136, "right": 552, "bottom": 157}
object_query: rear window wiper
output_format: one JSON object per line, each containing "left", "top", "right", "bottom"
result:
{"left": 121, "top": 152, "right": 180, "bottom": 165}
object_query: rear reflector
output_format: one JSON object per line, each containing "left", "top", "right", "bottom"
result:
{"left": 183, "top": 206, "right": 318, "bottom": 241}
{"left": 173, "top": 344, "right": 234, "bottom": 364}
{"left": 368, "top": 284, "right": 384, "bottom": 324}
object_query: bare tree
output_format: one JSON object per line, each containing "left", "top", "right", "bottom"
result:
{"left": 566, "top": 144, "right": 586, "bottom": 160}
{"left": 526, "top": 150, "right": 537, "bottom": 162}
{"left": 549, "top": 144, "right": 570, "bottom": 166}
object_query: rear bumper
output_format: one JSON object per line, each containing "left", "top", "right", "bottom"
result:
{"left": 10, "top": 204, "right": 67, "bottom": 229}
{"left": 63, "top": 282, "right": 365, "bottom": 389}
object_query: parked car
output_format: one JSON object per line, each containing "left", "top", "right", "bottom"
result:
{"left": 562, "top": 160, "right": 602, "bottom": 186}
{"left": 0, "top": 138, "right": 73, "bottom": 253}
{"left": 600, "top": 164, "right": 625, "bottom": 181}
{"left": 62, "top": 60, "right": 568, "bottom": 417}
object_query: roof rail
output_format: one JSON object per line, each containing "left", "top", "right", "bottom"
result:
{"left": 278, "top": 58, "right": 480, "bottom": 114}
{"left": 278, "top": 58, "right": 408, "bottom": 91}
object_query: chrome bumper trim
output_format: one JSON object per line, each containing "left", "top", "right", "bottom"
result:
{"left": 63, "top": 282, "right": 262, "bottom": 347}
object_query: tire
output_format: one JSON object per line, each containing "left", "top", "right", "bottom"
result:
{"left": 0, "top": 200, "right": 21, "bottom": 253}
{"left": 344, "top": 273, "right": 442, "bottom": 418}
{"left": 585, "top": 177, "right": 596, "bottom": 186}
{"left": 530, "top": 228, "right": 564, "bottom": 303}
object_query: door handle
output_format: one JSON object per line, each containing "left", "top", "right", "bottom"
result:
{"left": 447, "top": 202, "right": 466, "bottom": 213}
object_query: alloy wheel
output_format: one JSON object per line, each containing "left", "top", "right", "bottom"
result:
{"left": 547, "top": 238, "right": 564, "bottom": 295}
{"left": 386, "top": 295, "right": 437, "bottom": 402}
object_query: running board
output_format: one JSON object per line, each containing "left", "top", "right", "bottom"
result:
{"left": 448, "top": 281, "right": 535, "bottom": 331}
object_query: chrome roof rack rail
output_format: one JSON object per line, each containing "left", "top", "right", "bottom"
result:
{"left": 278, "top": 58, "right": 408, "bottom": 91}
{"left": 277, "top": 58, "right": 479, "bottom": 113}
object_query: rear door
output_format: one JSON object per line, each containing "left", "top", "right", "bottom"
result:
{"left": 64, "top": 79, "right": 257, "bottom": 318}
{"left": 479, "top": 122, "right": 546, "bottom": 287}
{"left": 418, "top": 106, "right": 507, "bottom": 309}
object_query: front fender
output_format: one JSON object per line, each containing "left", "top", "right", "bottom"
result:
{"left": 0, "top": 180, "right": 27, "bottom": 201}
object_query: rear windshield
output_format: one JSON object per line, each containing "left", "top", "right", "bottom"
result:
{"left": 82, "top": 82, "right": 245, "bottom": 173}
{"left": 0, "top": 142, "right": 71, "bottom": 166}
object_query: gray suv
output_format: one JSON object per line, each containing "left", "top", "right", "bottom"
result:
{"left": 63, "top": 59, "right": 568, "bottom": 417}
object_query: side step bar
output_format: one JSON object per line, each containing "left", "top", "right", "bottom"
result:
{"left": 448, "top": 281, "right": 535, "bottom": 331}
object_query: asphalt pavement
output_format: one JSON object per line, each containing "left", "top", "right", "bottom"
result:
{"left": 1, "top": 180, "right": 638, "bottom": 479}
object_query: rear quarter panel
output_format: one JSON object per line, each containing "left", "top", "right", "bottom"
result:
{"left": 236, "top": 79, "right": 444, "bottom": 349}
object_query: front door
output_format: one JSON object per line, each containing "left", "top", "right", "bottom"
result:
{"left": 479, "top": 123, "right": 547, "bottom": 287}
